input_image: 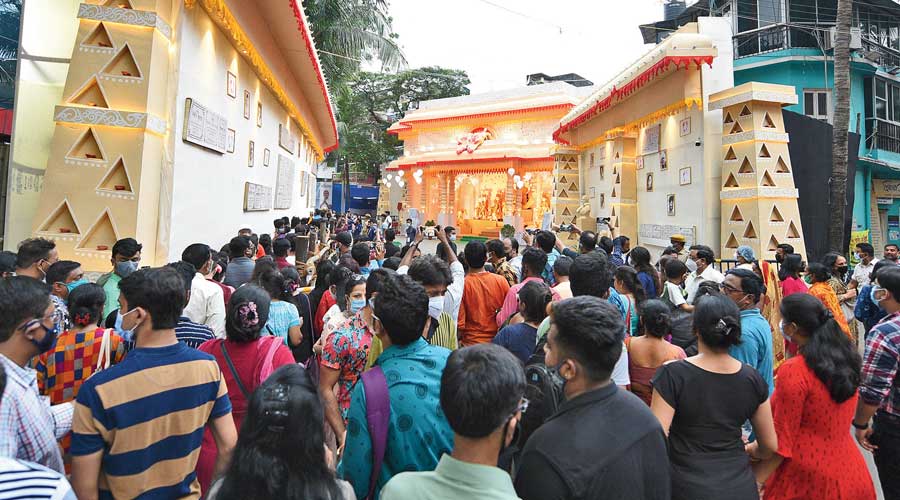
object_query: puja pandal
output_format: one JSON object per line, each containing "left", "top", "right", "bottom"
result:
{"left": 389, "top": 18, "right": 807, "bottom": 262}
{"left": 26, "top": 0, "right": 336, "bottom": 269}
{"left": 385, "top": 82, "right": 593, "bottom": 238}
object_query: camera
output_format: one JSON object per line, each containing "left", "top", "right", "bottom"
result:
{"left": 695, "top": 139, "right": 702, "bottom": 147}
{"left": 597, "top": 217, "right": 611, "bottom": 226}
{"left": 559, "top": 224, "right": 574, "bottom": 232}
{"left": 525, "top": 228, "right": 537, "bottom": 235}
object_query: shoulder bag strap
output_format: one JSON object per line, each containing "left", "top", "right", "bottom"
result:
{"left": 220, "top": 342, "right": 250, "bottom": 399}
{"left": 361, "top": 366, "right": 390, "bottom": 500}
{"left": 95, "top": 329, "right": 112, "bottom": 371}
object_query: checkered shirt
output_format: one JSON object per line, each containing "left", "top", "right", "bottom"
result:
{"left": 861, "top": 311, "right": 900, "bottom": 417}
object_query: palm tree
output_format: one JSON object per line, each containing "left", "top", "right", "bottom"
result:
{"left": 829, "top": 0, "right": 852, "bottom": 253}
{"left": 303, "top": 0, "right": 406, "bottom": 91}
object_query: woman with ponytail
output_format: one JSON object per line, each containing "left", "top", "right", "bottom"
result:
{"left": 35, "top": 283, "right": 126, "bottom": 462}
{"left": 650, "top": 294, "right": 777, "bottom": 500}
{"left": 748, "top": 293, "right": 875, "bottom": 499}
{"left": 614, "top": 265, "right": 646, "bottom": 336}
{"left": 196, "top": 285, "right": 295, "bottom": 495}
{"left": 257, "top": 269, "right": 303, "bottom": 347}
{"left": 625, "top": 299, "right": 685, "bottom": 405}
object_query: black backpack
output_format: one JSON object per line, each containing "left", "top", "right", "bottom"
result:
{"left": 518, "top": 339, "right": 565, "bottom": 448}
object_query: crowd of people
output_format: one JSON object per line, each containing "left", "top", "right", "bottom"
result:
{"left": 0, "top": 210, "right": 898, "bottom": 500}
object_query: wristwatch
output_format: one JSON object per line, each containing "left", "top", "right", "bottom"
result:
{"left": 852, "top": 420, "right": 870, "bottom": 430}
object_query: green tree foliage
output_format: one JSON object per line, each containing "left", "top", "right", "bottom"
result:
{"left": 302, "top": 0, "right": 405, "bottom": 91}
{"left": 338, "top": 67, "right": 471, "bottom": 175}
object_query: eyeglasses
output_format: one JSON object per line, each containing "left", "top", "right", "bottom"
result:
{"left": 719, "top": 282, "right": 742, "bottom": 294}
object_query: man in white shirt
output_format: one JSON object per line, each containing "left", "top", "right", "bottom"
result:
{"left": 181, "top": 244, "right": 225, "bottom": 337}
{"left": 685, "top": 245, "right": 725, "bottom": 304}
{"left": 851, "top": 242, "right": 879, "bottom": 289}
{"left": 397, "top": 229, "right": 465, "bottom": 322}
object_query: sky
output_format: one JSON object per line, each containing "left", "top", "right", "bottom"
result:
{"left": 388, "top": 0, "right": 670, "bottom": 95}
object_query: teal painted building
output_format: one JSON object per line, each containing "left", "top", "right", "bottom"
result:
{"left": 642, "top": 0, "right": 900, "bottom": 249}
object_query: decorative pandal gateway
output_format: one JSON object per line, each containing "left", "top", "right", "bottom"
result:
{"left": 551, "top": 19, "right": 807, "bottom": 259}
{"left": 26, "top": 0, "right": 337, "bottom": 270}
{"left": 386, "top": 83, "right": 593, "bottom": 237}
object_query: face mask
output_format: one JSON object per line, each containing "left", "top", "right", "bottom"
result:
{"left": 871, "top": 286, "right": 886, "bottom": 306}
{"left": 854, "top": 252, "right": 862, "bottom": 261}
{"left": 837, "top": 265, "right": 849, "bottom": 276}
{"left": 114, "top": 308, "right": 141, "bottom": 343}
{"left": 65, "top": 278, "right": 89, "bottom": 294}
{"left": 29, "top": 321, "right": 59, "bottom": 354}
{"left": 278, "top": 227, "right": 287, "bottom": 234}
{"left": 734, "top": 252, "right": 740, "bottom": 260}
{"left": 685, "top": 258, "right": 698, "bottom": 273}
{"left": 428, "top": 295, "right": 444, "bottom": 320}
{"left": 778, "top": 320, "right": 792, "bottom": 343}
{"left": 449, "top": 235, "right": 457, "bottom": 242}
{"left": 115, "top": 260, "right": 139, "bottom": 278}
{"left": 349, "top": 298, "right": 366, "bottom": 314}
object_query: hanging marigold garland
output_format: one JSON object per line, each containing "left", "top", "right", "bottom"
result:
{"left": 553, "top": 55, "right": 714, "bottom": 145}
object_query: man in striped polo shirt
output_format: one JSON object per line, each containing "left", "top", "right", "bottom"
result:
{"left": 70, "top": 267, "right": 236, "bottom": 499}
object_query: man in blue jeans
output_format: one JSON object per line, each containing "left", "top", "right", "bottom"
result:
{"left": 339, "top": 273, "right": 453, "bottom": 499}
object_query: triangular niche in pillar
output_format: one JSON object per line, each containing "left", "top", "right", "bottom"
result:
{"left": 611, "top": 187, "right": 617, "bottom": 198}
{"left": 37, "top": 199, "right": 80, "bottom": 235}
{"left": 76, "top": 210, "right": 118, "bottom": 252}
{"left": 562, "top": 207, "right": 571, "bottom": 216}
{"left": 725, "top": 147, "right": 737, "bottom": 161}
{"left": 743, "top": 221, "right": 758, "bottom": 239}
{"left": 66, "top": 128, "right": 106, "bottom": 161}
{"left": 723, "top": 112, "right": 734, "bottom": 124}
{"left": 612, "top": 165, "right": 618, "bottom": 175}
{"left": 739, "top": 157, "right": 754, "bottom": 174}
{"left": 739, "top": 105, "right": 752, "bottom": 117}
{"left": 103, "top": 0, "right": 134, "bottom": 8}
{"left": 763, "top": 112, "right": 776, "bottom": 128}
{"left": 768, "top": 235, "right": 780, "bottom": 251}
{"left": 786, "top": 221, "right": 801, "bottom": 239}
{"left": 569, "top": 182, "right": 578, "bottom": 192}
{"left": 730, "top": 121, "right": 743, "bottom": 134}
{"left": 559, "top": 175, "right": 568, "bottom": 184}
{"left": 761, "top": 171, "right": 776, "bottom": 187}
{"left": 611, "top": 206, "right": 617, "bottom": 217}
{"left": 101, "top": 43, "right": 141, "bottom": 78}
{"left": 67, "top": 77, "right": 110, "bottom": 108}
{"left": 82, "top": 22, "right": 114, "bottom": 48}
{"left": 759, "top": 144, "right": 771, "bottom": 158}
{"left": 729, "top": 206, "right": 744, "bottom": 222}
{"left": 775, "top": 156, "right": 791, "bottom": 173}
{"left": 725, "top": 233, "right": 740, "bottom": 249}
{"left": 559, "top": 190, "right": 568, "bottom": 198}
{"left": 614, "top": 174, "right": 621, "bottom": 184}
{"left": 97, "top": 157, "right": 133, "bottom": 193}
{"left": 615, "top": 152, "right": 620, "bottom": 159}
{"left": 770, "top": 206, "right": 784, "bottom": 222}
{"left": 724, "top": 173, "right": 740, "bottom": 188}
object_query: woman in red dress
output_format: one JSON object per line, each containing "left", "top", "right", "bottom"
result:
{"left": 195, "top": 284, "right": 295, "bottom": 495}
{"left": 747, "top": 293, "right": 875, "bottom": 499}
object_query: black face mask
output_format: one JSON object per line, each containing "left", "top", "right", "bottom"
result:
{"left": 775, "top": 253, "right": 784, "bottom": 264}
{"left": 837, "top": 266, "right": 849, "bottom": 276}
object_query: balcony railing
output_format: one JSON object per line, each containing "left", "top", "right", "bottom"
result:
{"left": 867, "top": 118, "right": 900, "bottom": 154}
{"left": 733, "top": 23, "right": 822, "bottom": 59}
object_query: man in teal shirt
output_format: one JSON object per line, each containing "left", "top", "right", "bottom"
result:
{"left": 339, "top": 273, "right": 453, "bottom": 499}
{"left": 381, "top": 343, "right": 524, "bottom": 500}
{"left": 96, "top": 238, "right": 142, "bottom": 319}
{"left": 720, "top": 269, "right": 775, "bottom": 394}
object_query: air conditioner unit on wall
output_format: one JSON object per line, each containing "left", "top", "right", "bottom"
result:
{"left": 827, "top": 27, "right": 863, "bottom": 50}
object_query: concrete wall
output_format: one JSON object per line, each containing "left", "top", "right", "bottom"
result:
{"left": 167, "top": 5, "right": 317, "bottom": 260}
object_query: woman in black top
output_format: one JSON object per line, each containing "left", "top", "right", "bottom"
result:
{"left": 650, "top": 295, "right": 777, "bottom": 500}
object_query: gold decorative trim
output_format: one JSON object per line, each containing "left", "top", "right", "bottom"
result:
{"left": 185, "top": 0, "right": 325, "bottom": 160}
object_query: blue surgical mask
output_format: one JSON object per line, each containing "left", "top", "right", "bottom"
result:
{"left": 65, "top": 278, "right": 89, "bottom": 294}
{"left": 115, "top": 260, "right": 139, "bottom": 278}
{"left": 778, "top": 320, "right": 792, "bottom": 343}
{"left": 29, "top": 321, "right": 59, "bottom": 354}
{"left": 114, "top": 308, "right": 140, "bottom": 342}
{"left": 349, "top": 298, "right": 366, "bottom": 314}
